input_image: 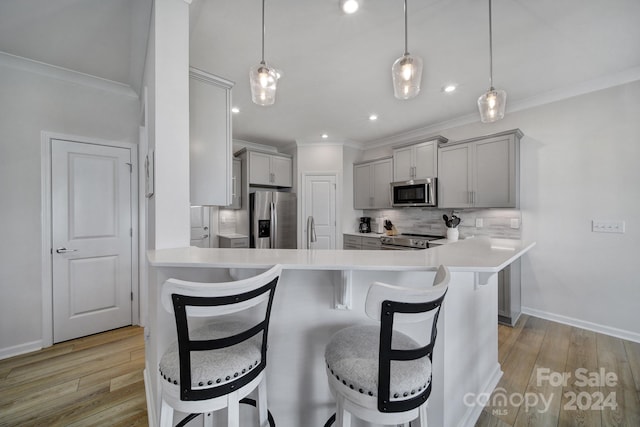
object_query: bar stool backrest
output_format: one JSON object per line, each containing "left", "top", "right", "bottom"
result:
{"left": 363, "top": 265, "right": 450, "bottom": 413}
{"left": 161, "top": 264, "right": 282, "bottom": 402}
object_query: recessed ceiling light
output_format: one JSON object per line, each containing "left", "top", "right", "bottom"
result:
{"left": 231, "top": 107, "right": 240, "bottom": 113}
{"left": 321, "top": 133, "right": 329, "bottom": 139}
{"left": 443, "top": 84, "right": 457, "bottom": 93}
{"left": 340, "top": 0, "right": 360, "bottom": 14}
{"left": 369, "top": 114, "right": 378, "bottom": 121}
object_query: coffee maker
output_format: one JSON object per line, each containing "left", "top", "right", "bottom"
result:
{"left": 359, "top": 217, "right": 371, "bottom": 233}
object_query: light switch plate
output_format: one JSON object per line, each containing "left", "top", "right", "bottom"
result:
{"left": 592, "top": 220, "right": 625, "bottom": 233}
{"left": 510, "top": 218, "right": 520, "bottom": 229}
{"left": 476, "top": 218, "right": 483, "bottom": 228}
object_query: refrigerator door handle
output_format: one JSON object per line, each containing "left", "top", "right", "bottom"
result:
{"left": 270, "top": 202, "right": 277, "bottom": 249}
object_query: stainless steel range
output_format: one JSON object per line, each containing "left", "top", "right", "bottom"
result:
{"left": 379, "top": 233, "right": 442, "bottom": 250}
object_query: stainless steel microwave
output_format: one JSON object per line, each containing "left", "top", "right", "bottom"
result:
{"left": 390, "top": 178, "right": 437, "bottom": 207}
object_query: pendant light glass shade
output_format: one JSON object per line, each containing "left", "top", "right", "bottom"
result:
{"left": 477, "top": 0, "right": 506, "bottom": 122}
{"left": 392, "top": 0, "right": 422, "bottom": 100}
{"left": 250, "top": 62, "right": 278, "bottom": 106}
{"left": 477, "top": 87, "right": 506, "bottom": 122}
{"left": 392, "top": 54, "right": 423, "bottom": 99}
{"left": 250, "top": 0, "right": 279, "bottom": 106}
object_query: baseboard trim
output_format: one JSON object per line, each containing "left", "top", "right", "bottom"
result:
{"left": 522, "top": 307, "right": 640, "bottom": 343}
{"left": 0, "top": 340, "right": 43, "bottom": 360}
{"left": 144, "top": 366, "right": 157, "bottom": 427}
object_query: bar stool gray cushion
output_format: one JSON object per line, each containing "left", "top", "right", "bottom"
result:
{"left": 325, "top": 325, "right": 431, "bottom": 400}
{"left": 159, "top": 320, "right": 262, "bottom": 389}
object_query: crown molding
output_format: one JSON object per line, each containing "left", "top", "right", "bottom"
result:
{"left": 0, "top": 51, "right": 138, "bottom": 98}
{"left": 365, "top": 66, "right": 640, "bottom": 150}
{"left": 232, "top": 139, "right": 279, "bottom": 154}
{"left": 294, "top": 138, "right": 363, "bottom": 150}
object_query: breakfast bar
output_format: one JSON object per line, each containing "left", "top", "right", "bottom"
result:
{"left": 145, "top": 237, "right": 535, "bottom": 427}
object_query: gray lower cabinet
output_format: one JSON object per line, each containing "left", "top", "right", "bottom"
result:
{"left": 343, "top": 234, "right": 381, "bottom": 250}
{"left": 218, "top": 235, "right": 249, "bottom": 248}
{"left": 498, "top": 258, "right": 521, "bottom": 326}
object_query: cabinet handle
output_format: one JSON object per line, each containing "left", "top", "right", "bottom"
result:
{"left": 231, "top": 176, "right": 237, "bottom": 197}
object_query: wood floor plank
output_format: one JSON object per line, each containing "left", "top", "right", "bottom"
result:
{"left": 476, "top": 409, "right": 513, "bottom": 427}
{"left": 66, "top": 326, "right": 144, "bottom": 351}
{"left": 624, "top": 340, "right": 640, "bottom": 397}
{"left": 1, "top": 335, "right": 142, "bottom": 387}
{"left": 513, "top": 322, "right": 572, "bottom": 427}
{"left": 596, "top": 333, "right": 640, "bottom": 427}
{"left": 559, "top": 327, "right": 601, "bottom": 427}
{"left": 488, "top": 315, "right": 548, "bottom": 425}
{"left": 0, "top": 343, "right": 75, "bottom": 380}
{"left": 78, "top": 356, "right": 145, "bottom": 391}
{"left": 498, "top": 314, "right": 529, "bottom": 364}
{"left": 65, "top": 386, "right": 148, "bottom": 427}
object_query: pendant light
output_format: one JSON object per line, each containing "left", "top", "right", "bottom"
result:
{"left": 392, "top": 0, "right": 423, "bottom": 100}
{"left": 477, "top": 0, "right": 506, "bottom": 122}
{"left": 250, "top": 0, "right": 279, "bottom": 106}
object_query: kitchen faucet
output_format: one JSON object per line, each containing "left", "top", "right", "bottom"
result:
{"left": 306, "top": 216, "right": 317, "bottom": 249}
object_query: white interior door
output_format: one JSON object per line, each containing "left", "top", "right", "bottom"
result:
{"left": 52, "top": 139, "right": 133, "bottom": 343}
{"left": 304, "top": 175, "right": 336, "bottom": 249}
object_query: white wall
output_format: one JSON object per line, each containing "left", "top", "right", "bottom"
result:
{"left": 0, "top": 53, "right": 139, "bottom": 355}
{"left": 150, "top": 0, "right": 191, "bottom": 250}
{"left": 364, "top": 81, "right": 640, "bottom": 339}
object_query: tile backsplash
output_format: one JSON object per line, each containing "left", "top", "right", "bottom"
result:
{"left": 362, "top": 208, "right": 522, "bottom": 239}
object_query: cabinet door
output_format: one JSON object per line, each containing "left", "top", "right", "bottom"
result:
{"left": 248, "top": 151, "right": 272, "bottom": 186}
{"left": 189, "top": 71, "right": 233, "bottom": 206}
{"left": 393, "top": 146, "right": 413, "bottom": 181}
{"left": 371, "top": 159, "right": 392, "bottom": 208}
{"left": 474, "top": 136, "right": 516, "bottom": 207}
{"left": 414, "top": 141, "right": 437, "bottom": 178}
{"left": 353, "top": 163, "right": 372, "bottom": 209}
{"left": 438, "top": 144, "right": 473, "bottom": 208}
{"left": 272, "top": 156, "right": 292, "bottom": 187}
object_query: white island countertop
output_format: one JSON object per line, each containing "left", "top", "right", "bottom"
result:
{"left": 148, "top": 236, "right": 535, "bottom": 272}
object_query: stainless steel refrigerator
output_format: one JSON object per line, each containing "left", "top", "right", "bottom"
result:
{"left": 250, "top": 191, "right": 297, "bottom": 249}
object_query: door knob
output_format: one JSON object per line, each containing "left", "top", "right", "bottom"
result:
{"left": 56, "top": 247, "right": 78, "bottom": 253}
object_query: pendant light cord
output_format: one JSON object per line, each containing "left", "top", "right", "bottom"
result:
{"left": 488, "top": 0, "right": 494, "bottom": 89}
{"left": 261, "top": 0, "right": 266, "bottom": 64}
{"left": 404, "top": 0, "right": 409, "bottom": 55}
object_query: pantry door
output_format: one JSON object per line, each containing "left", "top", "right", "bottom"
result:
{"left": 303, "top": 174, "right": 337, "bottom": 249}
{"left": 51, "top": 139, "right": 133, "bottom": 343}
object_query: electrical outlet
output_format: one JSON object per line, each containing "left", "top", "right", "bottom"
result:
{"left": 475, "top": 218, "right": 483, "bottom": 228}
{"left": 592, "top": 220, "right": 625, "bottom": 233}
{"left": 510, "top": 218, "right": 520, "bottom": 229}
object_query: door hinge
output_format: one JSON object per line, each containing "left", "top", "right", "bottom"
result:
{"left": 131, "top": 292, "right": 134, "bottom": 301}
{"left": 125, "top": 162, "right": 132, "bottom": 173}
{"left": 130, "top": 228, "right": 133, "bottom": 237}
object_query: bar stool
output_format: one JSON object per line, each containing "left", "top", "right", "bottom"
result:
{"left": 158, "top": 265, "right": 282, "bottom": 427}
{"left": 324, "top": 265, "right": 450, "bottom": 427}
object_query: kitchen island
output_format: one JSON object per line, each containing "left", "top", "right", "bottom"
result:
{"left": 145, "top": 237, "right": 535, "bottom": 427}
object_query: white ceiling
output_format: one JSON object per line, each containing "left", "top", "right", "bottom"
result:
{"left": 2, "top": 0, "right": 639, "bottom": 148}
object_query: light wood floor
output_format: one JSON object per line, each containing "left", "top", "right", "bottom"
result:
{"left": 1, "top": 319, "right": 639, "bottom": 427}
{"left": 0, "top": 326, "right": 147, "bottom": 427}
{"left": 476, "top": 315, "right": 640, "bottom": 427}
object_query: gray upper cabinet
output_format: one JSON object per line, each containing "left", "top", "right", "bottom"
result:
{"left": 247, "top": 151, "right": 293, "bottom": 187}
{"left": 392, "top": 137, "right": 447, "bottom": 181}
{"left": 438, "top": 129, "right": 522, "bottom": 208}
{"left": 354, "top": 157, "right": 393, "bottom": 209}
{"left": 189, "top": 68, "right": 234, "bottom": 206}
